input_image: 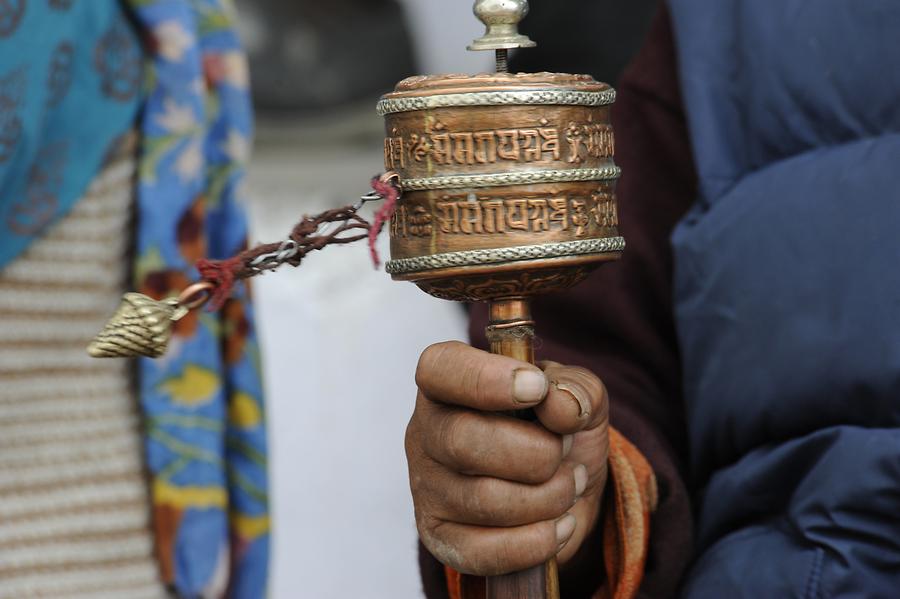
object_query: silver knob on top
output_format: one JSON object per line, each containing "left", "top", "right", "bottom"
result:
{"left": 468, "top": 0, "right": 536, "bottom": 71}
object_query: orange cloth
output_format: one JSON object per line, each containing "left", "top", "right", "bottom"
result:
{"left": 595, "top": 428, "right": 658, "bottom": 599}
{"left": 445, "top": 427, "right": 657, "bottom": 599}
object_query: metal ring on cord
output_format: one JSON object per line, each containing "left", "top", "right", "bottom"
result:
{"left": 177, "top": 281, "right": 215, "bottom": 310}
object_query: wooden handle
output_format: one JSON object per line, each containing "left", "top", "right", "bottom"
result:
{"left": 486, "top": 560, "right": 559, "bottom": 599}
{"left": 478, "top": 298, "right": 559, "bottom": 599}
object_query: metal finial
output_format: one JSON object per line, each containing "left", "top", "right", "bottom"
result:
{"left": 467, "top": 0, "right": 537, "bottom": 53}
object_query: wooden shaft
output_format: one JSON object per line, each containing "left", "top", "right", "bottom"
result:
{"left": 480, "top": 298, "right": 559, "bottom": 599}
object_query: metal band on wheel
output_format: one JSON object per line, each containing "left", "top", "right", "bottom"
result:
{"left": 376, "top": 89, "right": 616, "bottom": 116}
{"left": 385, "top": 237, "right": 625, "bottom": 275}
{"left": 400, "top": 166, "right": 621, "bottom": 191}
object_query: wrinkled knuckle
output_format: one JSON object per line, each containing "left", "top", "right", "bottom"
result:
{"left": 527, "top": 436, "right": 562, "bottom": 483}
{"left": 404, "top": 421, "right": 416, "bottom": 457}
{"left": 448, "top": 538, "right": 484, "bottom": 575}
{"left": 439, "top": 411, "right": 473, "bottom": 469}
{"left": 539, "top": 359, "right": 563, "bottom": 371}
{"left": 530, "top": 522, "right": 560, "bottom": 561}
{"left": 527, "top": 462, "right": 557, "bottom": 485}
{"left": 596, "top": 386, "right": 610, "bottom": 423}
{"left": 467, "top": 533, "right": 520, "bottom": 576}
{"left": 419, "top": 520, "right": 466, "bottom": 571}
{"left": 568, "top": 367, "right": 603, "bottom": 399}
{"left": 460, "top": 549, "right": 492, "bottom": 576}
{"left": 416, "top": 342, "right": 452, "bottom": 388}
{"left": 467, "top": 476, "right": 501, "bottom": 522}
{"left": 588, "top": 376, "right": 608, "bottom": 408}
{"left": 413, "top": 508, "right": 429, "bottom": 535}
{"left": 578, "top": 373, "right": 609, "bottom": 424}
{"left": 549, "top": 473, "right": 576, "bottom": 515}
{"left": 406, "top": 444, "right": 432, "bottom": 492}
{"left": 405, "top": 403, "right": 425, "bottom": 453}
{"left": 459, "top": 358, "right": 489, "bottom": 405}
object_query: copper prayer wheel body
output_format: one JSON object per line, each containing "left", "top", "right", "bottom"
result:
{"left": 380, "top": 72, "right": 623, "bottom": 302}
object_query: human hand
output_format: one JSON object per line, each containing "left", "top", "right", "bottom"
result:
{"left": 406, "top": 341, "right": 609, "bottom": 576}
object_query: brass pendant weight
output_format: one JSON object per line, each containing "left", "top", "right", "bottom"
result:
{"left": 87, "top": 282, "right": 212, "bottom": 359}
{"left": 382, "top": 1, "right": 623, "bottom": 597}
{"left": 87, "top": 293, "right": 186, "bottom": 359}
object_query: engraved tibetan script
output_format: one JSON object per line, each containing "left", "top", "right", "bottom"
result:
{"left": 391, "top": 193, "right": 618, "bottom": 239}
{"left": 384, "top": 135, "right": 405, "bottom": 169}
{"left": 385, "top": 122, "right": 615, "bottom": 170}
{"left": 564, "top": 123, "right": 615, "bottom": 164}
{"left": 386, "top": 126, "right": 561, "bottom": 169}
{"left": 390, "top": 205, "right": 433, "bottom": 238}
{"left": 590, "top": 190, "right": 618, "bottom": 228}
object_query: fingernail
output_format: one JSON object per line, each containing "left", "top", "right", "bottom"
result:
{"left": 513, "top": 368, "right": 548, "bottom": 404}
{"left": 574, "top": 464, "right": 588, "bottom": 497}
{"left": 554, "top": 382, "right": 591, "bottom": 420}
{"left": 555, "top": 513, "right": 577, "bottom": 546}
{"left": 562, "top": 435, "right": 573, "bottom": 457}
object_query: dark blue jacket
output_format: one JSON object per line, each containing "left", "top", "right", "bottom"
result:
{"left": 669, "top": 1, "right": 900, "bottom": 596}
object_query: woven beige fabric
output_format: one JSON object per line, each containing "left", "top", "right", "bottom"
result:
{"left": 0, "top": 144, "right": 170, "bottom": 599}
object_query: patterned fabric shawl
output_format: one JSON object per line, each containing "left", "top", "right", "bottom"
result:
{"left": 0, "top": 1, "right": 268, "bottom": 597}
{"left": 0, "top": 1, "right": 142, "bottom": 265}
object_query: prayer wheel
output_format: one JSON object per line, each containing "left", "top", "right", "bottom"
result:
{"left": 380, "top": 71, "right": 623, "bottom": 301}
{"left": 381, "top": 1, "right": 623, "bottom": 597}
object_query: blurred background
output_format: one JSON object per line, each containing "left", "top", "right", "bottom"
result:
{"left": 232, "top": 0, "right": 658, "bottom": 596}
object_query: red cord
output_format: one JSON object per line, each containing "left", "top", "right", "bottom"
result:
{"left": 196, "top": 255, "right": 243, "bottom": 311}
{"left": 194, "top": 176, "right": 399, "bottom": 311}
{"left": 368, "top": 176, "right": 399, "bottom": 269}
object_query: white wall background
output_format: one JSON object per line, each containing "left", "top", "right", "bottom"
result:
{"left": 397, "top": 0, "right": 493, "bottom": 75}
